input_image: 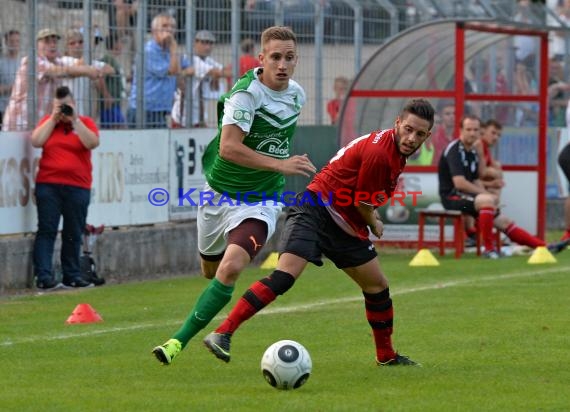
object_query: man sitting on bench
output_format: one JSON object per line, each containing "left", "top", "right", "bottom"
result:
{"left": 438, "top": 114, "right": 568, "bottom": 258}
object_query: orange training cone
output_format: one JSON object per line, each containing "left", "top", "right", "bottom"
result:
{"left": 66, "top": 303, "right": 103, "bottom": 324}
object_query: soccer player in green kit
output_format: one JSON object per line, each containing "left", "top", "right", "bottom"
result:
{"left": 153, "top": 26, "right": 316, "bottom": 365}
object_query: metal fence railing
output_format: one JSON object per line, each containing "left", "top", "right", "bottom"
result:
{"left": 0, "top": 0, "right": 567, "bottom": 130}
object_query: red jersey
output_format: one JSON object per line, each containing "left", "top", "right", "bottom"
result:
{"left": 308, "top": 128, "right": 406, "bottom": 239}
{"left": 35, "top": 115, "right": 99, "bottom": 189}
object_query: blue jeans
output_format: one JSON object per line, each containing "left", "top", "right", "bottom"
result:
{"left": 33, "top": 183, "right": 90, "bottom": 283}
{"left": 100, "top": 103, "right": 126, "bottom": 129}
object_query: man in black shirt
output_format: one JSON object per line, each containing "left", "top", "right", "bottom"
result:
{"left": 438, "top": 115, "right": 568, "bottom": 258}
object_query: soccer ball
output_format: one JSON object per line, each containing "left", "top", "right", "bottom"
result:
{"left": 260, "top": 340, "right": 312, "bottom": 390}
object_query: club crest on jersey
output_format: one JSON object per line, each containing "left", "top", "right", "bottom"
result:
{"left": 293, "top": 94, "right": 301, "bottom": 111}
{"left": 233, "top": 110, "right": 252, "bottom": 121}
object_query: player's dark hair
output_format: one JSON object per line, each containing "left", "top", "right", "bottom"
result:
{"left": 401, "top": 99, "right": 435, "bottom": 128}
{"left": 460, "top": 114, "right": 481, "bottom": 128}
{"left": 483, "top": 118, "right": 502, "bottom": 130}
{"left": 55, "top": 85, "right": 73, "bottom": 100}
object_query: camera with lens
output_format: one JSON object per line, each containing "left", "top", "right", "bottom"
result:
{"left": 60, "top": 104, "right": 74, "bottom": 116}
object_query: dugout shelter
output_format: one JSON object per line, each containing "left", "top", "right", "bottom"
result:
{"left": 338, "top": 4, "right": 570, "bottom": 241}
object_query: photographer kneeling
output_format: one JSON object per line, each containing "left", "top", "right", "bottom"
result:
{"left": 32, "top": 86, "right": 100, "bottom": 290}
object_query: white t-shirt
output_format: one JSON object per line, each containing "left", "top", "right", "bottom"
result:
{"left": 60, "top": 56, "right": 105, "bottom": 116}
{"left": 171, "top": 54, "right": 226, "bottom": 126}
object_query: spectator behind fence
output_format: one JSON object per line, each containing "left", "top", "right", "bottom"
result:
{"left": 513, "top": 0, "right": 538, "bottom": 75}
{"left": 113, "top": 0, "right": 139, "bottom": 39}
{"left": 409, "top": 99, "right": 455, "bottom": 165}
{"left": 513, "top": 61, "right": 538, "bottom": 127}
{"left": 171, "top": 30, "right": 231, "bottom": 128}
{"left": 152, "top": 26, "right": 316, "bottom": 365}
{"left": 0, "top": 30, "right": 21, "bottom": 128}
{"left": 127, "top": 13, "right": 193, "bottom": 128}
{"left": 3, "top": 29, "right": 103, "bottom": 131}
{"left": 547, "top": 58, "right": 570, "bottom": 127}
{"left": 239, "top": 38, "right": 260, "bottom": 75}
{"left": 430, "top": 100, "right": 456, "bottom": 165}
{"left": 326, "top": 75, "right": 349, "bottom": 125}
{"left": 61, "top": 29, "right": 115, "bottom": 117}
{"left": 31, "top": 85, "right": 99, "bottom": 290}
{"left": 225, "top": 38, "right": 261, "bottom": 89}
{"left": 549, "top": 0, "right": 570, "bottom": 61}
{"left": 98, "top": 33, "right": 127, "bottom": 128}
{"left": 481, "top": 54, "right": 510, "bottom": 125}
{"left": 438, "top": 115, "right": 568, "bottom": 259}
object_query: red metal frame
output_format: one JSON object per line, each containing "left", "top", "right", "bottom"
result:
{"left": 348, "top": 22, "right": 549, "bottom": 239}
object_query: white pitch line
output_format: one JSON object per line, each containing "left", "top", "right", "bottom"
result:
{"left": 1, "top": 265, "right": 567, "bottom": 347}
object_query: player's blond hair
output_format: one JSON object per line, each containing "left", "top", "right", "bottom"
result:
{"left": 261, "top": 26, "right": 297, "bottom": 50}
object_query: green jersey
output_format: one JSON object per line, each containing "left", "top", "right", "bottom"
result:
{"left": 202, "top": 69, "right": 306, "bottom": 201}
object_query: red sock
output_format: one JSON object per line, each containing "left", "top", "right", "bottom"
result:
{"left": 478, "top": 208, "right": 496, "bottom": 252}
{"left": 371, "top": 308, "right": 396, "bottom": 362}
{"left": 215, "top": 280, "right": 276, "bottom": 335}
{"left": 364, "top": 289, "right": 397, "bottom": 363}
{"left": 562, "top": 230, "right": 570, "bottom": 241}
{"left": 504, "top": 223, "right": 545, "bottom": 248}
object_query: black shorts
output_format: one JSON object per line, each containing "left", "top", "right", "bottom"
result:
{"left": 278, "top": 191, "right": 377, "bottom": 269}
{"left": 441, "top": 190, "right": 478, "bottom": 217}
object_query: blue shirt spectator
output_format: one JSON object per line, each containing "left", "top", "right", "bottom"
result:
{"left": 128, "top": 13, "right": 192, "bottom": 128}
{"left": 0, "top": 30, "right": 21, "bottom": 127}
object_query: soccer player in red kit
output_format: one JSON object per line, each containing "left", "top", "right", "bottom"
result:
{"left": 203, "top": 99, "right": 435, "bottom": 366}
{"left": 439, "top": 115, "right": 569, "bottom": 258}
{"left": 474, "top": 119, "right": 505, "bottom": 196}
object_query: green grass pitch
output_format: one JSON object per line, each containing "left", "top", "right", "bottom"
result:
{"left": 1, "top": 249, "right": 569, "bottom": 411}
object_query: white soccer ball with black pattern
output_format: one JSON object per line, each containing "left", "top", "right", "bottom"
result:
{"left": 260, "top": 340, "right": 312, "bottom": 390}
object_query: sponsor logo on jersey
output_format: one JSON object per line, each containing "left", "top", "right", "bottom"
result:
{"left": 372, "top": 130, "right": 387, "bottom": 144}
{"left": 249, "top": 130, "right": 287, "bottom": 140}
{"left": 256, "top": 138, "right": 289, "bottom": 158}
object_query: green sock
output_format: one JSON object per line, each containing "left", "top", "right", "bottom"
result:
{"left": 173, "top": 278, "right": 234, "bottom": 348}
